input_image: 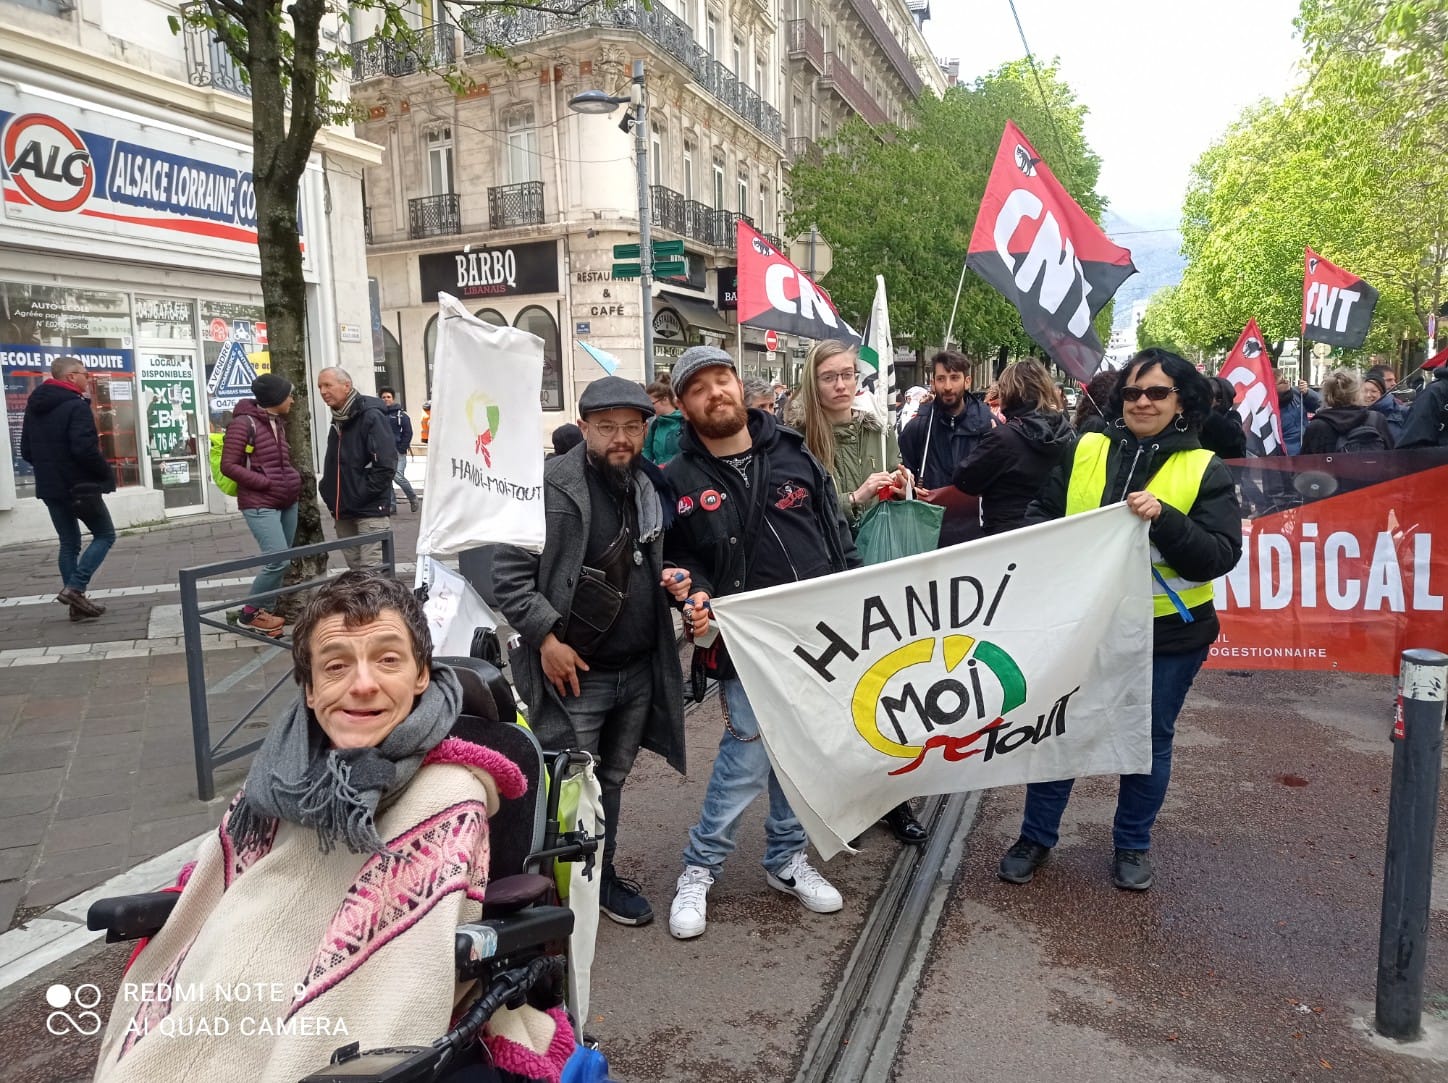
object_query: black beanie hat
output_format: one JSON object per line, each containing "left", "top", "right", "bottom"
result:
{"left": 252, "top": 373, "right": 293, "bottom": 408}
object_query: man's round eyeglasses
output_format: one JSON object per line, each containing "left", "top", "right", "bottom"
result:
{"left": 590, "top": 421, "right": 647, "bottom": 437}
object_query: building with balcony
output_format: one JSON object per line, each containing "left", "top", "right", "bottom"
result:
{"left": 0, "top": 0, "right": 380, "bottom": 545}
{"left": 352, "top": 0, "right": 944, "bottom": 432}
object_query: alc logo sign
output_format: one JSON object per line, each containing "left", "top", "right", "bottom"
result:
{"left": 3, "top": 113, "right": 94, "bottom": 212}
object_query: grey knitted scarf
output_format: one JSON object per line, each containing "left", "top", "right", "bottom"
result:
{"left": 229, "top": 665, "right": 463, "bottom": 856}
{"left": 330, "top": 388, "right": 359, "bottom": 425}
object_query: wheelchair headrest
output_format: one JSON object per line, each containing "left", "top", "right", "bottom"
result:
{"left": 438, "top": 656, "right": 516, "bottom": 724}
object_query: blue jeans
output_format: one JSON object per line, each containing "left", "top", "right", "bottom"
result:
{"left": 44, "top": 494, "right": 116, "bottom": 592}
{"left": 565, "top": 656, "right": 652, "bottom": 868}
{"left": 682, "top": 677, "right": 808, "bottom": 878}
{"left": 242, "top": 504, "right": 298, "bottom": 606}
{"left": 393, "top": 458, "right": 416, "bottom": 502}
{"left": 1021, "top": 645, "right": 1210, "bottom": 852}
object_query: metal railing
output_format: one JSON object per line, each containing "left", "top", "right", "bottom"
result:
{"left": 788, "top": 136, "right": 823, "bottom": 166}
{"left": 822, "top": 54, "right": 891, "bottom": 127}
{"left": 787, "top": 20, "right": 826, "bottom": 73}
{"left": 350, "top": 24, "right": 456, "bottom": 79}
{"left": 649, "top": 186, "right": 753, "bottom": 248}
{"left": 180, "top": 532, "right": 396, "bottom": 800}
{"left": 847, "top": 0, "right": 924, "bottom": 95}
{"left": 461, "top": 0, "right": 782, "bottom": 145}
{"left": 488, "top": 181, "right": 545, "bottom": 229}
{"left": 651, "top": 184, "right": 687, "bottom": 236}
{"left": 409, "top": 192, "right": 462, "bottom": 238}
{"left": 181, "top": 4, "right": 252, "bottom": 97}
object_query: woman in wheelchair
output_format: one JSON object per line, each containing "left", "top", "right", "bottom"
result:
{"left": 93, "top": 572, "right": 576, "bottom": 1083}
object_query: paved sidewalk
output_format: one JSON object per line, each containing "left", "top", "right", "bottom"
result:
{"left": 0, "top": 492, "right": 425, "bottom": 932}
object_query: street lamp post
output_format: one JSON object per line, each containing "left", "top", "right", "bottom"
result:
{"left": 569, "top": 60, "right": 655, "bottom": 383}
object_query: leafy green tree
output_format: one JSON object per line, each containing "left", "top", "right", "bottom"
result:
{"left": 174, "top": 1, "right": 602, "bottom": 545}
{"left": 786, "top": 61, "right": 1110, "bottom": 371}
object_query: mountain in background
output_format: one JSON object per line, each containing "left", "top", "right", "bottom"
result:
{"left": 1103, "top": 211, "right": 1187, "bottom": 330}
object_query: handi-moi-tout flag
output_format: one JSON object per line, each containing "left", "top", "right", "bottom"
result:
{"left": 1303, "top": 247, "right": 1378, "bottom": 349}
{"left": 966, "top": 121, "right": 1136, "bottom": 385}
{"left": 736, "top": 220, "right": 860, "bottom": 344}
{"left": 1217, "top": 319, "right": 1284, "bottom": 456}
{"left": 416, "top": 293, "right": 546, "bottom": 556}
{"left": 709, "top": 506, "right": 1153, "bottom": 858}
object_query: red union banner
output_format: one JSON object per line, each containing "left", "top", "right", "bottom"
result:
{"left": 1217, "top": 319, "right": 1284, "bottom": 456}
{"left": 1208, "top": 451, "right": 1448, "bottom": 674}
{"left": 1302, "top": 246, "right": 1378, "bottom": 349}
{"left": 735, "top": 220, "right": 860, "bottom": 343}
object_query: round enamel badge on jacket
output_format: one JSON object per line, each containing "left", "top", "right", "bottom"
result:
{"left": 700, "top": 489, "right": 723, "bottom": 511}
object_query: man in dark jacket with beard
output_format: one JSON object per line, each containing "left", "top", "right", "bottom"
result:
{"left": 1275, "top": 370, "right": 1321, "bottom": 455}
{"left": 899, "top": 350, "right": 995, "bottom": 545}
{"left": 660, "top": 346, "right": 858, "bottom": 941}
{"left": 493, "top": 376, "right": 689, "bottom": 928}
{"left": 317, "top": 367, "right": 396, "bottom": 570}
{"left": 20, "top": 355, "right": 116, "bottom": 620}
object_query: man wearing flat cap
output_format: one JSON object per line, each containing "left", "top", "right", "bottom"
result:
{"left": 494, "top": 376, "right": 691, "bottom": 927}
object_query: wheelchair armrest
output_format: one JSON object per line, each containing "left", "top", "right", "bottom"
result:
{"left": 87, "top": 892, "right": 181, "bottom": 942}
{"left": 480, "top": 873, "right": 556, "bottom": 918}
{"left": 455, "top": 905, "right": 574, "bottom": 982}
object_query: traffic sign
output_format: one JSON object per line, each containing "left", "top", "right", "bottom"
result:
{"left": 765, "top": 330, "right": 779, "bottom": 350}
{"left": 613, "top": 243, "right": 641, "bottom": 260}
{"left": 652, "top": 259, "right": 687, "bottom": 277}
{"left": 653, "top": 239, "right": 685, "bottom": 257}
{"left": 612, "top": 262, "right": 642, "bottom": 279}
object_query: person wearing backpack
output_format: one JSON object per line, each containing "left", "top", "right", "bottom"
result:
{"left": 1301, "top": 369, "right": 1394, "bottom": 454}
{"left": 222, "top": 374, "right": 302, "bottom": 636}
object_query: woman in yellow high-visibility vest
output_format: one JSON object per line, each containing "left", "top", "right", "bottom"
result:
{"left": 998, "top": 349, "right": 1243, "bottom": 892}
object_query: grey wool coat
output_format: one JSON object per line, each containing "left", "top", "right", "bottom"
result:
{"left": 492, "top": 444, "right": 687, "bottom": 775}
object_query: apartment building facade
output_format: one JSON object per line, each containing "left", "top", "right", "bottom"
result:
{"left": 352, "top": 0, "right": 944, "bottom": 440}
{"left": 0, "top": 0, "right": 380, "bottom": 545}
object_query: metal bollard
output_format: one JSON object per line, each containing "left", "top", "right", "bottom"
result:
{"left": 1375, "top": 648, "right": 1448, "bottom": 1041}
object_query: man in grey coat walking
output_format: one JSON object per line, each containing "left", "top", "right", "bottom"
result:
{"left": 494, "top": 376, "right": 690, "bottom": 926}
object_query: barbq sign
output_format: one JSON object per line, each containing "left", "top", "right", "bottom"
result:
{"left": 419, "top": 241, "right": 559, "bottom": 302}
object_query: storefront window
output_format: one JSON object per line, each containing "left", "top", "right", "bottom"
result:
{"left": 200, "top": 301, "right": 267, "bottom": 414}
{"left": 377, "top": 327, "right": 405, "bottom": 404}
{"left": 424, "top": 314, "right": 439, "bottom": 397}
{"left": 514, "top": 306, "right": 563, "bottom": 411}
{"left": 474, "top": 308, "right": 506, "bottom": 327}
{"left": 2, "top": 282, "right": 139, "bottom": 496}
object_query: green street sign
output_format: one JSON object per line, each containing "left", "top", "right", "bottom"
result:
{"left": 652, "top": 259, "right": 687, "bottom": 277}
{"left": 613, "top": 243, "right": 641, "bottom": 260}
{"left": 652, "top": 239, "right": 685, "bottom": 257}
{"left": 612, "top": 262, "right": 642, "bottom": 279}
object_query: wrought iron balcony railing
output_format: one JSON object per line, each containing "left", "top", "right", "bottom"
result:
{"left": 786, "top": 20, "right": 826, "bottom": 74}
{"left": 351, "top": 24, "right": 456, "bottom": 80}
{"left": 488, "top": 181, "right": 545, "bottom": 229}
{"left": 651, "top": 185, "right": 688, "bottom": 236}
{"left": 821, "top": 55, "right": 891, "bottom": 128}
{"left": 787, "top": 137, "right": 823, "bottom": 166}
{"left": 408, "top": 193, "right": 461, "bottom": 239}
{"left": 461, "top": 0, "right": 782, "bottom": 145}
{"left": 847, "top": 0, "right": 924, "bottom": 96}
{"left": 181, "top": 4, "right": 252, "bottom": 97}
{"left": 651, "top": 187, "right": 754, "bottom": 249}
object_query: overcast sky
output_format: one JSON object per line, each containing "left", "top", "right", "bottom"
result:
{"left": 921, "top": 0, "right": 1305, "bottom": 230}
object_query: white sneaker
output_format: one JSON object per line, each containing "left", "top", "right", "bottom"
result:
{"left": 669, "top": 865, "right": 714, "bottom": 939}
{"left": 766, "top": 851, "right": 843, "bottom": 914}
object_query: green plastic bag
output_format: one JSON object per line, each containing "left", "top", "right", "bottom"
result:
{"left": 209, "top": 433, "right": 238, "bottom": 496}
{"left": 854, "top": 497, "right": 944, "bottom": 566}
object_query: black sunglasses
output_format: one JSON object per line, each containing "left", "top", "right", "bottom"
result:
{"left": 1121, "top": 385, "right": 1178, "bottom": 403}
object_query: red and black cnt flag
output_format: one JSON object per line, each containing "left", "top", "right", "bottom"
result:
{"left": 1302, "top": 247, "right": 1378, "bottom": 349}
{"left": 966, "top": 121, "right": 1136, "bottom": 384}
{"left": 967, "top": 122, "right": 1135, "bottom": 382}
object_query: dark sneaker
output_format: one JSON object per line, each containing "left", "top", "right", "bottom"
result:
{"left": 69, "top": 603, "right": 102, "bottom": 622}
{"left": 1112, "top": 849, "right": 1153, "bottom": 891}
{"left": 408, "top": 498, "right": 420, "bottom": 513}
{"left": 998, "top": 836, "right": 1051, "bottom": 884}
{"left": 600, "top": 871, "right": 654, "bottom": 926}
{"left": 56, "top": 587, "right": 104, "bottom": 618}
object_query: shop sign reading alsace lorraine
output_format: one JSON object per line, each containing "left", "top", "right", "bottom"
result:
{"left": 0, "top": 83, "right": 305, "bottom": 267}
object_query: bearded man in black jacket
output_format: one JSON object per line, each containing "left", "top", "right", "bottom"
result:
{"left": 661, "top": 345, "right": 857, "bottom": 941}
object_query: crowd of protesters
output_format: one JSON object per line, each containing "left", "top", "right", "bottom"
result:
{"left": 500, "top": 336, "right": 1381, "bottom": 944}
